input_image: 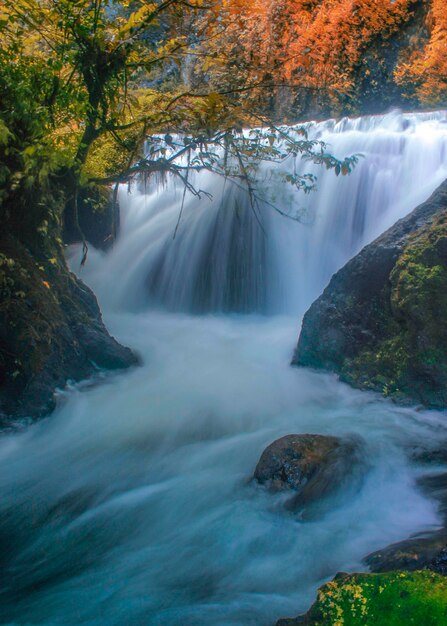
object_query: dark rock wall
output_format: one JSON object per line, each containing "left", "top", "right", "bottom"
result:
{"left": 294, "top": 179, "right": 447, "bottom": 408}
{"left": 0, "top": 233, "right": 138, "bottom": 425}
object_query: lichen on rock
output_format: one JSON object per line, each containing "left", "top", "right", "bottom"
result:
{"left": 277, "top": 570, "right": 447, "bottom": 626}
{"left": 254, "top": 433, "right": 364, "bottom": 513}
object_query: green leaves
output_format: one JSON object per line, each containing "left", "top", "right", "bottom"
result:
{"left": 0, "top": 0, "right": 360, "bottom": 234}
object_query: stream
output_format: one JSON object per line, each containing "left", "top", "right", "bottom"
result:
{"left": 1, "top": 110, "right": 447, "bottom": 625}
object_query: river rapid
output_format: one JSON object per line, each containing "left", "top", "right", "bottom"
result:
{"left": 1, "top": 111, "right": 447, "bottom": 625}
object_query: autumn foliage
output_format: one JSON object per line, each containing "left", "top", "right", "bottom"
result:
{"left": 395, "top": 0, "right": 447, "bottom": 105}
{"left": 202, "top": 0, "right": 446, "bottom": 116}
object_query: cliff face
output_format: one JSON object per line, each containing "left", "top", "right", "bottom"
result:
{"left": 294, "top": 179, "right": 447, "bottom": 409}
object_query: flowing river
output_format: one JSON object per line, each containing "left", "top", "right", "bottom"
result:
{"left": 1, "top": 111, "right": 447, "bottom": 625}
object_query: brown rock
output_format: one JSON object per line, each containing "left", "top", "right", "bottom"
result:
{"left": 254, "top": 433, "right": 363, "bottom": 511}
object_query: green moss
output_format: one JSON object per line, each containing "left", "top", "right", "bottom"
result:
{"left": 339, "top": 210, "right": 447, "bottom": 407}
{"left": 302, "top": 571, "right": 447, "bottom": 626}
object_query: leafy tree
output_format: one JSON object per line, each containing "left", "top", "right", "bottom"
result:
{"left": 0, "top": 0, "right": 358, "bottom": 263}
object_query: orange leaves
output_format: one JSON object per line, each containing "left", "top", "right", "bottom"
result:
{"left": 395, "top": 0, "right": 447, "bottom": 105}
{"left": 280, "top": 0, "right": 416, "bottom": 101}
{"left": 208, "top": 0, "right": 443, "bottom": 112}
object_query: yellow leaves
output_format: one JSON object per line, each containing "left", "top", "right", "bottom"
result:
{"left": 117, "top": 4, "right": 153, "bottom": 38}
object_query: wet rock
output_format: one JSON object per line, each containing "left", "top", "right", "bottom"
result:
{"left": 366, "top": 471, "right": 447, "bottom": 576}
{"left": 365, "top": 531, "right": 447, "bottom": 575}
{"left": 0, "top": 234, "right": 139, "bottom": 424}
{"left": 293, "top": 179, "right": 447, "bottom": 409}
{"left": 254, "top": 434, "right": 363, "bottom": 511}
{"left": 418, "top": 472, "right": 447, "bottom": 524}
{"left": 408, "top": 443, "right": 447, "bottom": 466}
{"left": 430, "top": 546, "right": 447, "bottom": 576}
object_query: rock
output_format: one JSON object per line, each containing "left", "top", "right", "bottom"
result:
{"left": 431, "top": 546, "right": 447, "bottom": 576}
{"left": 365, "top": 531, "right": 447, "bottom": 575}
{"left": 418, "top": 472, "right": 447, "bottom": 524}
{"left": 254, "top": 434, "right": 363, "bottom": 511}
{"left": 0, "top": 234, "right": 139, "bottom": 424}
{"left": 275, "top": 570, "right": 447, "bottom": 625}
{"left": 408, "top": 443, "right": 447, "bottom": 466}
{"left": 293, "top": 178, "right": 447, "bottom": 409}
{"left": 365, "top": 470, "right": 447, "bottom": 576}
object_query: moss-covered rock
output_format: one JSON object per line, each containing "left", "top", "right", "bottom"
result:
{"left": 294, "top": 179, "right": 447, "bottom": 408}
{"left": 277, "top": 570, "right": 447, "bottom": 626}
{"left": 0, "top": 232, "right": 138, "bottom": 425}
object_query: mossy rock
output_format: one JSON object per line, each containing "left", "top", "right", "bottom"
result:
{"left": 277, "top": 570, "right": 447, "bottom": 625}
{"left": 0, "top": 232, "right": 138, "bottom": 424}
{"left": 294, "top": 179, "right": 447, "bottom": 408}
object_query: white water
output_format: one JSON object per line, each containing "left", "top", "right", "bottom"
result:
{"left": 85, "top": 109, "right": 447, "bottom": 316}
{"left": 1, "top": 111, "right": 447, "bottom": 625}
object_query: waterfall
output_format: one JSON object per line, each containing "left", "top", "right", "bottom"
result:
{"left": 3, "top": 111, "right": 447, "bottom": 626}
{"left": 80, "top": 109, "right": 447, "bottom": 317}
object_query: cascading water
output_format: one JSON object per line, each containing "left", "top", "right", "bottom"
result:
{"left": 83, "top": 109, "right": 447, "bottom": 316}
{"left": 1, "top": 111, "right": 447, "bottom": 626}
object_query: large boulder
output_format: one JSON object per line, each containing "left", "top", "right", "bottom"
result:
{"left": 254, "top": 433, "right": 362, "bottom": 511}
{"left": 0, "top": 234, "right": 138, "bottom": 424}
{"left": 293, "top": 179, "right": 447, "bottom": 409}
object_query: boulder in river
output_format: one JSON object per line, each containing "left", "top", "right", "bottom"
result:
{"left": 254, "top": 433, "right": 363, "bottom": 511}
{"left": 293, "top": 179, "right": 447, "bottom": 409}
{"left": 365, "top": 530, "right": 447, "bottom": 576}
